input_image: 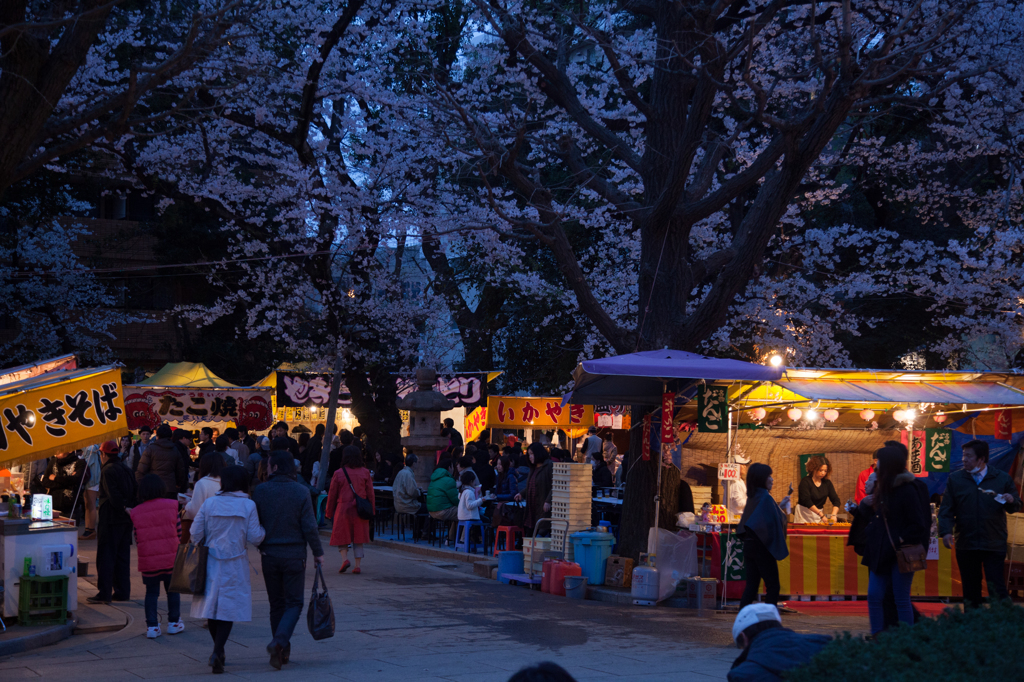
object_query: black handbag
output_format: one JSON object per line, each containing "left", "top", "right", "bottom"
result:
{"left": 306, "top": 563, "right": 335, "bottom": 640}
{"left": 168, "top": 540, "right": 208, "bottom": 594}
{"left": 343, "top": 467, "right": 374, "bottom": 520}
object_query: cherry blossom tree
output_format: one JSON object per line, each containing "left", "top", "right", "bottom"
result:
{"left": 428, "top": 0, "right": 1024, "bottom": 557}
{"left": 0, "top": 0, "right": 251, "bottom": 365}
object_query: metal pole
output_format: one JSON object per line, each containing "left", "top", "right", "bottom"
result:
{"left": 315, "top": 355, "right": 345, "bottom": 494}
{"left": 652, "top": 382, "right": 666, "bottom": 568}
{"left": 723, "top": 405, "right": 734, "bottom": 609}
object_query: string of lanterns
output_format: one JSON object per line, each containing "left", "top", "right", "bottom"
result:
{"left": 747, "top": 406, "right": 949, "bottom": 424}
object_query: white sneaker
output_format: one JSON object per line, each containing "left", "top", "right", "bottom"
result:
{"left": 146, "top": 626, "right": 162, "bottom": 639}
{"left": 167, "top": 620, "right": 185, "bottom": 635}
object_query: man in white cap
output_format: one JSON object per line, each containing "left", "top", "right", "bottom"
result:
{"left": 728, "top": 604, "right": 830, "bottom": 682}
{"left": 727, "top": 455, "right": 751, "bottom": 521}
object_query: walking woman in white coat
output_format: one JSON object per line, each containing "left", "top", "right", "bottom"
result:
{"left": 190, "top": 466, "right": 265, "bottom": 674}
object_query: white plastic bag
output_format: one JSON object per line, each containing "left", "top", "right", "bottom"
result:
{"left": 647, "top": 528, "right": 698, "bottom": 602}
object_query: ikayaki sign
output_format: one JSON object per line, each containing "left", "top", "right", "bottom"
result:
{"left": 485, "top": 397, "right": 593, "bottom": 428}
{"left": 124, "top": 388, "right": 274, "bottom": 431}
{"left": 0, "top": 367, "right": 128, "bottom": 465}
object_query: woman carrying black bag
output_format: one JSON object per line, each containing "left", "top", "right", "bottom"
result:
{"left": 735, "top": 463, "right": 792, "bottom": 607}
{"left": 859, "top": 443, "right": 930, "bottom": 635}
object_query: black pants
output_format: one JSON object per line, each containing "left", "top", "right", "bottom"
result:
{"left": 208, "top": 618, "right": 233, "bottom": 657}
{"left": 261, "top": 555, "right": 306, "bottom": 650}
{"left": 957, "top": 549, "right": 1008, "bottom": 608}
{"left": 740, "top": 534, "right": 780, "bottom": 607}
{"left": 96, "top": 521, "right": 132, "bottom": 600}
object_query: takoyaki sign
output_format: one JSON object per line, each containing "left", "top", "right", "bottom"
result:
{"left": 124, "top": 387, "right": 273, "bottom": 430}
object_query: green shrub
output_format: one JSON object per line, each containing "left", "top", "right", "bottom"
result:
{"left": 786, "top": 601, "right": 1024, "bottom": 682}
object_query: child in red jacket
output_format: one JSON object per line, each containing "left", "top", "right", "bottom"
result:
{"left": 129, "top": 474, "right": 182, "bottom": 638}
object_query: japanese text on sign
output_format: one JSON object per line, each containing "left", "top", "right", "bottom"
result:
{"left": 718, "top": 463, "right": 741, "bottom": 481}
{"left": 465, "top": 407, "right": 488, "bottom": 442}
{"left": 925, "top": 428, "right": 951, "bottom": 472}
{"left": 0, "top": 368, "right": 128, "bottom": 463}
{"left": 124, "top": 389, "right": 273, "bottom": 430}
{"left": 485, "top": 397, "right": 593, "bottom": 428}
{"left": 697, "top": 385, "right": 728, "bottom": 433}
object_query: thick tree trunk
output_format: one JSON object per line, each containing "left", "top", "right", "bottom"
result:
{"left": 344, "top": 363, "right": 403, "bottom": 459}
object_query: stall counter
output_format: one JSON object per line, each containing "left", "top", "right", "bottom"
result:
{"left": 1, "top": 517, "right": 79, "bottom": 618}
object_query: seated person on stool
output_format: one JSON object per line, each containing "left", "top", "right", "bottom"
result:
{"left": 458, "top": 471, "right": 493, "bottom": 546}
{"left": 393, "top": 454, "right": 425, "bottom": 538}
{"left": 427, "top": 458, "right": 459, "bottom": 541}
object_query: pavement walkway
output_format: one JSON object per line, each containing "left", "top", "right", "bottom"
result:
{"left": 0, "top": 538, "right": 869, "bottom": 681}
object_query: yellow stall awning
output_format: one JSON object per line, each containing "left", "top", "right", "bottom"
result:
{"left": 0, "top": 366, "right": 129, "bottom": 466}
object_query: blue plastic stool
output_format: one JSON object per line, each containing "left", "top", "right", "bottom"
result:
{"left": 455, "top": 519, "right": 484, "bottom": 553}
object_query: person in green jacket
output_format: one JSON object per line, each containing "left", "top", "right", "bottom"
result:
{"left": 938, "top": 439, "right": 1023, "bottom": 609}
{"left": 427, "top": 459, "right": 459, "bottom": 539}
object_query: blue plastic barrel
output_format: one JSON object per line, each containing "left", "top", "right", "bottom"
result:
{"left": 497, "top": 550, "right": 524, "bottom": 583}
{"left": 570, "top": 531, "right": 616, "bottom": 586}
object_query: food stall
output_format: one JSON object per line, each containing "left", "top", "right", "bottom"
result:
{"left": 0, "top": 365, "right": 130, "bottom": 619}
{"left": 671, "top": 368, "right": 1024, "bottom": 599}
{"left": 261, "top": 365, "right": 496, "bottom": 441}
{"left": 123, "top": 361, "right": 274, "bottom": 433}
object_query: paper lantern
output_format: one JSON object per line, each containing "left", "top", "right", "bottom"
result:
{"left": 787, "top": 408, "right": 803, "bottom": 421}
{"left": 859, "top": 409, "right": 875, "bottom": 421}
{"left": 823, "top": 409, "right": 840, "bottom": 422}
{"left": 933, "top": 412, "right": 947, "bottom": 424}
{"left": 892, "top": 409, "right": 907, "bottom": 422}
{"left": 750, "top": 407, "right": 767, "bottom": 421}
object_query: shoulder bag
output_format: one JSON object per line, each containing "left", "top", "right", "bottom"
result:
{"left": 169, "top": 515, "right": 209, "bottom": 594}
{"left": 343, "top": 467, "right": 374, "bottom": 520}
{"left": 307, "top": 563, "right": 335, "bottom": 640}
{"left": 883, "top": 513, "right": 927, "bottom": 574}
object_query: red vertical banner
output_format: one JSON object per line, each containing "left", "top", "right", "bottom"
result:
{"left": 642, "top": 414, "right": 651, "bottom": 460}
{"left": 994, "top": 409, "right": 1012, "bottom": 441}
{"left": 661, "top": 392, "right": 676, "bottom": 443}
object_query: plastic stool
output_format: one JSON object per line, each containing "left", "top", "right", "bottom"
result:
{"left": 455, "top": 519, "right": 484, "bottom": 553}
{"left": 494, "top": 525, "right": 523, "bottom": 556}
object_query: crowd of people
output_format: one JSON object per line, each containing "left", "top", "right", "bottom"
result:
{"left": 19, "top": 416, "right": 1023, "bottom": 678}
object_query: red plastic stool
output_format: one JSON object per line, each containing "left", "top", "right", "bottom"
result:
{"left": 494, "top": 525, "right": 523, "bottom": 556}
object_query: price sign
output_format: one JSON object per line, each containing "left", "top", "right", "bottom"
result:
{"left": 718, "top": 463, "right": 741, "bottom": 481}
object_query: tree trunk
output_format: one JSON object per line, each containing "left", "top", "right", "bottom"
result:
{"left": 344, "top": 362, "right": 403, "bottom": 459}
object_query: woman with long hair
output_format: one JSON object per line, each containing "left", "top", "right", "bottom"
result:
{"left": 795, "top": 455, "right": 842, "bottom": 524}
{"left": 326, "top": 445, "right": 375, "bottom": 574}
{"left": 515, "top": 443, "right": 552, "bottom": 536}
{"left": 190, "top": 466, "right": 265, "bottom": 673}
{"left": 861, "top": 443, "right": 930, "bottom": 634}
{"left": 735, "top": 463, "right": 792, "bottom": 607}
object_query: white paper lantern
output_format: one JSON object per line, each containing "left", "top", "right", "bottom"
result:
{"left": 787, "top": 408, "right": 803, "bottom": 421}
{"left": 893, "top": 409, "right": 907, "bottom": 423}
{"left": 859, "top": 409, "right": 875, "bottom": 421}
{"left": 933, "top": 412, "right": 947, "bottom": 424}
{"left": 823, "top": 409, "right": 840, "bottom": 422}
{"left": 751, "top": 407, "right": 767, "bottom": 421}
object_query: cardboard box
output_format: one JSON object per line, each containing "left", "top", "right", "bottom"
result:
{"left": 605, "top": 555, "right": 634, "bottom": 587}
{"left": 684, "top": 577, "right": 717, "bottom": 610}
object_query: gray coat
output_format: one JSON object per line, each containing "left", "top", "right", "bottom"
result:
{"left": 251, "top": 474, "right": 323, "bottom": 559}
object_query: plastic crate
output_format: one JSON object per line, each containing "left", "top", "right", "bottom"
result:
{"left": 19, "top": 575, "right": 68, "bottom": 625}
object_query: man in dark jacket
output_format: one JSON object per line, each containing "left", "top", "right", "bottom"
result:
{"left": 728, "top": 604, "right": 830, "bottom": 682}
{"left": 88, "top": 440, "right": 138, "bottom": 604}
{"left": 39, "top": 450, "right": 87, "bottom": 518}
{"left": 137, "top": 424, "right": 188, "bottom": 498}
{"left": 251, "top": 451, "right": 324, "bottom": 670}
{"left": 938, "top": 439, "right": 1023, "bottom": 608}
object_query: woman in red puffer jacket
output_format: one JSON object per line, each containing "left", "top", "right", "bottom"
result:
{"left": 130, "top": 474, "right": 183, "bottom": 639}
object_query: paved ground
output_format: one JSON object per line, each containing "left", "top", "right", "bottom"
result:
{"left": 0, "top": 539, "right": 869, "bottom": 681}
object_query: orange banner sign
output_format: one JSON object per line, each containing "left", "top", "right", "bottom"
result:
{"left": 465, "top": 407, "right": 488, "bottom": 442}
{"left": 485, "top": 397, "right": 593, "bottom": 428}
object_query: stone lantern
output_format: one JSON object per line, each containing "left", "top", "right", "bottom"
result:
{"left": 396, "top": 368, "right": 456, "bottom": 490}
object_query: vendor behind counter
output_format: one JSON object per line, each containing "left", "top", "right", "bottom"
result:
{"left": 795, "top": 455, "right": 841, "bottom": 524}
